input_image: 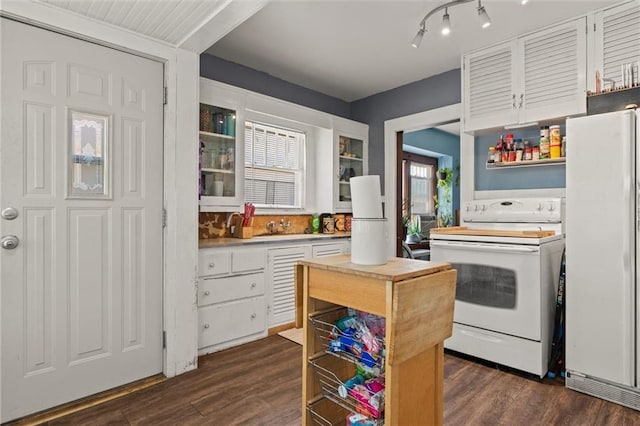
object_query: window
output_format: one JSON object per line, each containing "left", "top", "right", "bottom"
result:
{"left": 402, "top": 152, "right": 437, "bottom": 218}
{"left": 244, "top": 121, "right": 305, "bottom": 208}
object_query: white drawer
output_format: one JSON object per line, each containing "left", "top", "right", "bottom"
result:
{"left": 198, "top": 250, "right": 230, "bottom": 277}
{"left": 231, "top": 248, "right": 265, "bottom": 273}
{"left": 198, "top": 296, "right": 266, "bottom": 348}
{"left": 311, "top": 242, "right": 345, "bottom": 258}
{"left": 198, "top": 272, "right": 265, "bottom": 307}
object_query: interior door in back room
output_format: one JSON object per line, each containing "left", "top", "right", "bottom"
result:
{"left": 0, "top": 18, "right": 164, "bottom": 422}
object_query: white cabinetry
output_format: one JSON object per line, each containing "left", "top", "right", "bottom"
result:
{"left": 199, "top": 78, "right": 245, "bottom": 211}
{"left": 592, "top": 1, "right": 640, "bottom": 91}
{"left": 463, "top": 18, "right": 587, "bottom": 132}
{"left": 197, "top": 247, "right": 267, "bottom": 354}
{"left": 267, "top": 245, "right": 311, "bottom": 327}
{"left": 316, "top": 119, "right": 368, "bottom": 213}
{"left": 267, "top": 239, "right": 350, "bottom": 327}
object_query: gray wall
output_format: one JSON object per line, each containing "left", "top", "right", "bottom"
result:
{"left": 350, "top": 69, "right": 461, "bottom": 189}
{"left": 404, "top": 128, "right": 460, "bottom": 214}
{"left": 200, "top": 54, "right": 351, "bottom": 119}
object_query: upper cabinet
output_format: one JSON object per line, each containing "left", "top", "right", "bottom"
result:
{"left": 592, "top": 1, "right": 640, "bottom": 91}
{"left": 463, "top": 18, "right": 587, "bottom": 132}
{"left": 315, "top": 119, "right": 369, "bottom": 213}
{"left": 199, "top": 80, "right": 245, "bottom": 211}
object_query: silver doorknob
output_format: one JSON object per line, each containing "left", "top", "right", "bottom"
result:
{"left": 204, "top": 290, "right": 210, "bottom": 296}
{"left": 1, "top": 207, "right": 18, "bottom": 220}
{"left": 1, "top": 235, "right": 19, "bottom": 250}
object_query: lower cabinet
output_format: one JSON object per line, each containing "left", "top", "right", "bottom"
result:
{"left": 197, "top": 247, "right": 268, "bottom": 354}
{"left": 267, "top": 240, "right": 350, "bottom": 328}
{"left": 199, "top": 296, "right": 266, "bottom": 348}
{"left": 198, "top": 238, "right": 350, "bottom": 354}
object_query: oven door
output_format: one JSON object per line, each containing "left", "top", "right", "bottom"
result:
{"left": 430, "top": 240, "right": 542, "bottom": 341}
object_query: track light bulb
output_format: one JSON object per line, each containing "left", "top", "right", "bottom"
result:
{"left": 441, "top": 9, "right": 451, "bottom": 36}
{"left": 411, "top": 27, "right": 426, "bottom": 48}
{"left": 477, "top": 1, "right": 491, "bottom": 28}
{"left": 521, "top": 0, "right": 529, "bottom": 4}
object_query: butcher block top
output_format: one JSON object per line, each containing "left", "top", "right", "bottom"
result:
{"left": 430, "top": 226, "right": 555, "bottom": 238}
{"left": 297, "top": 254, "right": 451, "bottom": 282}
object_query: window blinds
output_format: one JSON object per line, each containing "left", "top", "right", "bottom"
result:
{"left": 244, "top": 122, "right": 304, "bottom": 208}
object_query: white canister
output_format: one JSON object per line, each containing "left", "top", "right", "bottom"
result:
{"left": 350, "top": 218, "right": 388, "bottom": 265}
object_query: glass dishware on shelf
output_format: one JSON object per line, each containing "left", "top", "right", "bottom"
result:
{"left": 200, "top": 103, "right": 236, "bottom": 198}
{"left": 338, "top": 136, "right": 364, "bottom": 203}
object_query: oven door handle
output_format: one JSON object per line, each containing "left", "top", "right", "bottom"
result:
{"left": 430, "top": 240, "right": 539, "bottom": 254}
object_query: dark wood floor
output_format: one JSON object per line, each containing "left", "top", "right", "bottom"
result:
{"left": 25, "top": 335, "right": 640, "bottom": 425}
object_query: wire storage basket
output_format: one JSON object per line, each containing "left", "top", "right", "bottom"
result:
{"left": 309, "top": 354, "right": 385, "bottom": 423}
{"left": 307, "top": 397, "right": 351, "bottom": 426}
{"left": 308, "top": 307, "right": 385, "bottom": 371}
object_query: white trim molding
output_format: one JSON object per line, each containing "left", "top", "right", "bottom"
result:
{"left": 383, "top": 103, "right": 466, "bottom": 257}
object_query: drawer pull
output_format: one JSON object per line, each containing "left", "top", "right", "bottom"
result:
{"left": 251, "top": 313, "right": 256, "bottom": 320}
{"left": 203, "top": 323, "right": 210, "bottom": 329}
{"left": 251, "top": 282, "right": 256, "bottom": 289}
{"left": 204, "top": 290, "right": 210, "bottom": 296}
{"left": 208, "top": 262, "right": 215, "bottom": 268}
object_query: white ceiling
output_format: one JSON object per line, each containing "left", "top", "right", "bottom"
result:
{"left": 206, "top": 0, "right": 614, "bottom": 101}
{"left": 31, "top": 0, "right": 615, "bottom": 103}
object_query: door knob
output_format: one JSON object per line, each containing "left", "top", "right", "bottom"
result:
{"left": 1, "top": 207, "right": 18, "bottom": 220}
{"left": 1, "top": 235, "right": 19, "bottom": 250}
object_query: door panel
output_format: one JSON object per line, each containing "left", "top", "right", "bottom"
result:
{"left": 1, "top": 18, "right": 164, "bottom": 422}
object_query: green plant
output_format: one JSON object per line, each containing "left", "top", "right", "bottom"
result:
{"left": 405, "top": 215, "right": 423, "bottom": 242}
{"left": 435, "top": 167, "right": 455, "bottom": 227}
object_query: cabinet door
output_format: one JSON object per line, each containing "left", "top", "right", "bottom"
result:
{"left": 267, "top": 245, "right": 311, "bottom": 326}
{"left": 335, "top": 129, "right": 369, "bottom": 212}
{"left": 519, "top": 18, "right": 587, "bottom": 123}
{"left": 199, "top": 78, "right": 245, "bottom": 211}
{"left": 593, "top": 2, "right": 640, "bottom": 91}
{"left": 463, "top": 41, "right": 518, "bottom": 132}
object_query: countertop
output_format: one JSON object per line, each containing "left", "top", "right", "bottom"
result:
{"left": 199, "top": 232, "right": 350, "bottom": 248}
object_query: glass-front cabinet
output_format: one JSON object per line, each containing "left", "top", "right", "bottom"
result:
{"left": 337, "top": 134, "right": 366, "bottom": 206}
{"left": 199, "top": 79, "right": 244, "bottom": 211}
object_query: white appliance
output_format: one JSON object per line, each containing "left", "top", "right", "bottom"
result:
{"left": 565, "top": 108, "right": 640, "bottom": 409}
{"left": 430, "top": 198, "right": 565, "bottom": 378}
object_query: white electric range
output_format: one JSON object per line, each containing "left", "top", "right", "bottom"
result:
{"left": 430, "top": 198, "right": 565, "bottom": 378}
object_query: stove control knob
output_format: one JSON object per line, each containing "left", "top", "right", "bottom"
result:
{"left": 537, "top": 202, "right": 543, "bottom": 211}
{"left": 466, "top": 205, "right": 471, "bottom": 212}
{"left": 548, "top": 203, "right": 555, "bottom": 212}
{"left": 481, "top": 204, "right": 487, "bottom": 211}
{"left": 474, "top": 204, "right": 479, "bottom": 212}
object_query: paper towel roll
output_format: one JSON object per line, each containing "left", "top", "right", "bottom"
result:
{"left": 350, "top": 175, "right": 383, "bottom": 219}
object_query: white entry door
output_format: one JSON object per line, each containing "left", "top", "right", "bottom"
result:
{"left": 1, "top": 18, "right": 164, "bottom": 422}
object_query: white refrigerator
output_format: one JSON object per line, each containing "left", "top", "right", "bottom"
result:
{"left": 565, "top": 108, "right": 640, "bottom": 409}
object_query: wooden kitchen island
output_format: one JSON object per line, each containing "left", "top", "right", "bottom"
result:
{"left": 296, "top": 255, "right": 456, "bottom": 425}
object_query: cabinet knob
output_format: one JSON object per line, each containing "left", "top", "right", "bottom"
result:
{"left": 251, "top": 313, "right": 256, "bottom": 320}
{"left": 209, "top": 262, "right": 215, "bottom": 268}
{"left": 251, "top": 282, "right": 256, "bottom": 289}
{"left": 204, "top": 290, "right": 210, "bottom": 296}
{"left": 203, "top": 323, "right": 210, "bottom": 329}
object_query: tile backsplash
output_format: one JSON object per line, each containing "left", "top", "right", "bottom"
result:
{"left": 199, "top": 212, "right": 314, "bottom": 239}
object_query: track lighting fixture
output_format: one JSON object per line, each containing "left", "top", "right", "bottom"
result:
{"left": 441, "top": 8, "right": 451, "bottom": 36}
{"left": 477, "top": 0, "right": 491, "bottom": 28}
{"left": 521, "top": 0, "right": 529, "bottom": 5}
{"left": 412, "top": 0, "right": 492, "bottom": 47}
{"left": 411, "top": 26, "right": 426, "bottom": 48}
